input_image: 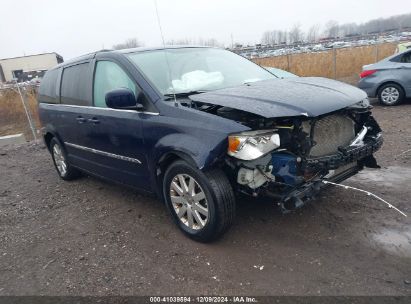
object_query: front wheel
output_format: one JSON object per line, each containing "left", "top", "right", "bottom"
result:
{"left": 163, "top": 160, "right": 236, "bottom": 242}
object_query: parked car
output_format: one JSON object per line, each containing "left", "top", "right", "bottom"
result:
{"left": 358, "top": 49, "right": 411, "bottom": 105}
{"left": 395, "top": 42, "right": 411, "bottom": 53}
{"left": 263, "top": 67, "right": 298, "bottom": 78}
{"left": 38, "top": 46, "right": 383, "bottom": 242}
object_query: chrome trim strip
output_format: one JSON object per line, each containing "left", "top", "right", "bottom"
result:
{"left": 65, "top": 142, "right": 142, "bottom": 164}
{"left": 42, "top": 103, "right": 159, "bottom": 115}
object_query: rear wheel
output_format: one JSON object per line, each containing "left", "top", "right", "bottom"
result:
{"left": 378, "top": 83, "right": 404, "bottom": 106}
{"left": 50, "top": 138, "right": 81, "bottom": 180}
{"left": 163, "top": 160, "right": 236, "bottom": 242}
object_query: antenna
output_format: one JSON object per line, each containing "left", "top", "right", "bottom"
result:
{"left": 153, "top": 0, "right": 178, "bottom": 106}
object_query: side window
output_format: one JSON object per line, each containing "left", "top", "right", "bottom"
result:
{"left": 400, "top": 52, "right": 411, "bottom": 63}
{"left": 38, "top": 68, "right": 59, "bottom": 103}
{"left": 93, "top": 61, "right": 137, "bottom": 108}
{"left": 61, "top": 63, "right": 90, "bottom": 106}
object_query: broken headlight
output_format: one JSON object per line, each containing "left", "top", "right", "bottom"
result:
{"left": 228, "top": 130, "right": 280, "bottom": 160}
{"left": 350, "top": 98, "right": 370, "bottom": 109}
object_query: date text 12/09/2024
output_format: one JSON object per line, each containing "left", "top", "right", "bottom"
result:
{"left": 149, "top": 296, "right": 258, "bottom": 303}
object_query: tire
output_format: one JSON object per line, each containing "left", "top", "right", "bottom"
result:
{"left": 49, "top": 137, "right": 81, "bottom": 181}
{"left": 163, "top": 160, "right": 236, "bottom": 242}
{"left": 378, "top": 83, "right": 404, "bottom": 106}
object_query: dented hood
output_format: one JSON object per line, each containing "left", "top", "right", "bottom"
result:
{"left": 189, "top": 77, "right": 367, "bottom": 118}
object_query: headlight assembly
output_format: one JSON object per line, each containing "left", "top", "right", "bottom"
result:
{"left": 351, "top": 98, "right": 370, "bottom": 108}
{"left": 227, "top": 130, "right": 280, "bottom": 160}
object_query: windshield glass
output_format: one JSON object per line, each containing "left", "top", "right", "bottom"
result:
{"left": 126, "top": 48, "right": 275, "bottom": 95}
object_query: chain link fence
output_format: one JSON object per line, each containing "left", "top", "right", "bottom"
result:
{"left": 253, "top": 42, "right": 397, "bottom": 85}
{"left": 0, "top": 83, "right": 40, "bottom": 142}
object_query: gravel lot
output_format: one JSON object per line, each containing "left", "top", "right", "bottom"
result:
{"left": 0, "top": 102, "right": 410, "bottom": 296}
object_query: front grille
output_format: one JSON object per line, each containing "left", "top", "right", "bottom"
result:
{"left": 302, "top": 114, "right": 355, "bottom": 157}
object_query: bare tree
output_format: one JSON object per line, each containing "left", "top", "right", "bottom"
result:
{"left": 339, "top": 23, "right": 358, "bottom": 37}
{"left": 259, "top": 12, "right": 411, "bottom": 48}
{"left": 167, "top": 38, "right": 194, "bottom": 45}
{"left": 395, "top": 13, "right": 411, "bottom": 30}
{"left": 261, "top": 30, "right": 279, "bottom": 45}
{"left": 306, "top": 24, "right": 321, "bottom": 42}
{"left": 289, "top": 23, "right": 303, "bottom": 43}
{"left": 167, "top": 38, "right": 223, "bottom": 47}
{"left": 112, "top": 38, "right": 143, "bottom": 50}
{"left": 198, "top": 38, "right": 224, "bottom": 47}
{"left": 278, "top": 31, "right": 288, "bottom": 44}
{"left": 261, "top": 31, "right": 272, "bottom": 45}
{"left": 324, "top": 20, "right": 340, "bottom": 38}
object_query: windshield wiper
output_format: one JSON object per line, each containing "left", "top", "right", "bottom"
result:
{"left": 164, "top": 90, "right": 208, "bottom": 100}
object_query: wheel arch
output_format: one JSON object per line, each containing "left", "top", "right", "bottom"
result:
{"left": 154, "top": 150, "right": 200, "bottom": 198}
{"left": 377, "top": 81, "right": 405, "bottom": 96}
{"left": 43, "top": 127, "right": 64, "bottom": 152}
{"left": 44, "top": 132, "right": 54, "bottom": 151}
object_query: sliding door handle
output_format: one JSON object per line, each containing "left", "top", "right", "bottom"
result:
{"left": 88, "top": 118, "right": 100, "bottom": 124}
{"left": 76, "top": 116, "right": 86, "bottom": 124}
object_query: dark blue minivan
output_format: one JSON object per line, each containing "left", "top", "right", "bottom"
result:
{"left": 38, "top": 46, "right": 383, "bottom": 241}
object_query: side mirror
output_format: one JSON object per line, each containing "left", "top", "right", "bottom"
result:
{"left": 105, "top": 88, "right": 141, "bottom": 110}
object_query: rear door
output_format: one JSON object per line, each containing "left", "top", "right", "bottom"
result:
{"left": 391, "top": 51, "right": 411, "bottom": 96}
{"left": 76, "top": 59, "right": 152, "bottom": 190}
{"left": 54, "top": 61, "right": 95, "bottom": 168}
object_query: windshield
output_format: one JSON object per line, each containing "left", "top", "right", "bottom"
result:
{"left": 126, "top": 48, "right": 275, "bottom": 95}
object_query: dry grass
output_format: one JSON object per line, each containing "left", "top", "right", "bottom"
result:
{"left": 0, "top": 88, "right": 40, "bottom": 140}
{"left": 253, "top": 42, "right": 397, "bottom": 81}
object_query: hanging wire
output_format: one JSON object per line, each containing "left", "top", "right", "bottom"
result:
{"left": 322, "top": 180, "right": 407, "bottom": 217}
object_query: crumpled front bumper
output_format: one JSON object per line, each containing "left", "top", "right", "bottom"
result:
{"left": 275, "top": 162, "right": 361, "bottom": 212}
{"left": 303, "top": 133, "right": 383, "bottom": 171}
{"left": 269, "top": 133, "right": 383, "bottom": 212}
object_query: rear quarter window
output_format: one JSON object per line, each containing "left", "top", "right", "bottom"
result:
{"left": 38, "top": 68, "right": 60, "bottom": 103}
{"left": 400, "top": 52, "right": 411, "bottom": 63}
{"left": 60, "top": 62, "right": 91, "bottom": 106}
{"left": 390, "top": 51, "right": 411, "bottom": 63}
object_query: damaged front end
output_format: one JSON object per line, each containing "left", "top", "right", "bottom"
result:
{"left": 220, "top": 105, "right": 383, "bottom": 213}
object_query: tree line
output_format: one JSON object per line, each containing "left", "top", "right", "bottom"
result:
{"left": 261, "top": 13, "right": 411, "bottom": 45}
{"left": 111, "top": 12, "right": 411, "bottom": 50}
{"left": 112, "top": 37, "right": 223, "bottom": 50}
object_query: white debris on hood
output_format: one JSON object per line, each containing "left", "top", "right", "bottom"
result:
{"left": 171, "top": 70, "right": 224, "bottom": 92}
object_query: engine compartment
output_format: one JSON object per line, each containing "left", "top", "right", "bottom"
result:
{"left": 185, "top": 98, "right": 383, "bottom": 211}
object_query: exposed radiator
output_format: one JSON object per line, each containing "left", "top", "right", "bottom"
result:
{"left": 303, "top": 114, "right": 356, "bottom": 157}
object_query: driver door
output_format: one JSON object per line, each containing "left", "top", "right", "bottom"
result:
{"left": 78, "top": 60, "right": 150, "bottom": 190}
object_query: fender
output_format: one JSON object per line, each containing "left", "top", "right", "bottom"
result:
{"left": 151, "top": 133, "right": 228, "bottom": 170}
{"left": 41, "top": 123, "right": 63, "bottom": 151}
{"left": 376, "top": 79, "right": 406, "bottom": 94}
{"left": 147, "top": 133, "right": 229, "bottom": 196}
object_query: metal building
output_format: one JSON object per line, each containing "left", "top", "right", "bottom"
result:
{"left": 0, "top": 53, "right": 63, "bottom": 83}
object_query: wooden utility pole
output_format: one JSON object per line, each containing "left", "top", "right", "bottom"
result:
{"left": 333, "top": 48, "right": 337, "bottom": 80}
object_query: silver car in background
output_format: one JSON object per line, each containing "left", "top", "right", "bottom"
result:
{"left": 358, "top": 49, "right": 411, "bottom": 106}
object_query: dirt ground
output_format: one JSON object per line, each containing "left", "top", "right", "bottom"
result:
{"left": 0, "top": 101, "right": 410, "bottom": 296}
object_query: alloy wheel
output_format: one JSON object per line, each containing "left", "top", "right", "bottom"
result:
{"left": 381, "top": 87, "right": 400, "bottom": 104}
{"left": 169, "top": 174, "right": 209, "bottom": 230}
{"left": 53, "top": 144, "right": 67, "bottom": 176}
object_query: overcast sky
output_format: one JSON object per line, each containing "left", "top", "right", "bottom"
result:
{"left": 0, "top": 0, "right": 409, "bottom": 60}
